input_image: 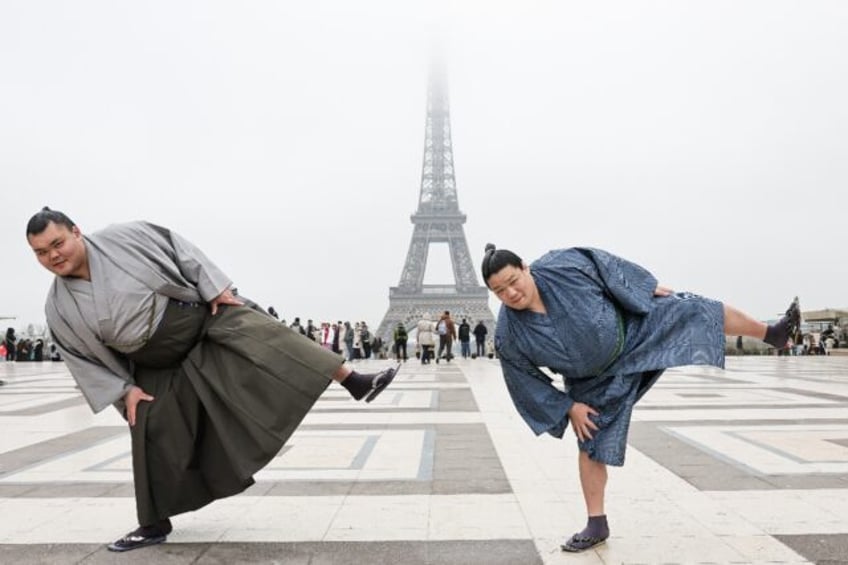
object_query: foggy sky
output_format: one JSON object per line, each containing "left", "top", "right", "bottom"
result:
{"left": 2, "top": 1, "right": 846, "bottom": 333}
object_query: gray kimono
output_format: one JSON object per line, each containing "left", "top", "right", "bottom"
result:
{"left": 45, "top": 221, "right": 231, "bottom": 413}
{"left": 495, "top": 247, "right": 725, "bottom": 466}
{"left": 44, "top": 220, "right": 338, "bottom": 525}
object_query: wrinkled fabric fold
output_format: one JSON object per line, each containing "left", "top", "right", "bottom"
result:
{"left": 128, "top": 301, "right": 336, "bottom": 525}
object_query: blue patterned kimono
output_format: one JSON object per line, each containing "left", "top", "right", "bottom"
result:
{"left": 495, "top": 248, "right": 725, "bottom": 466}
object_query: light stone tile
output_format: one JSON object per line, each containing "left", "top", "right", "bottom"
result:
{"left": 0, "top": 434, "right": 132, "bottom": 483}
{"left": 516, "top": 500, "right": 583, "bottom": 539}
{"left": 670, "top": 493, "right": 764, "bottom": 536}
{"left": 317, "top": 390, "right": 437, "bottom": 409}
{"left": 535, "top": 537, "right": 605, "bottom": 565}
{"left": 300, "top": 411, "right": 482, "bottom": 426}
{"left": 0, "top": 498, "right": 78, "bottom": 541}
{"left": 663, "top": 424, "right": 848, "bottom": 475}
{"left": 720, "top": 534, "right": 809, "bottom": 562}
{"left": 597, "top": 533, "right": 747, "bottom": 564}
{"left": 428, "top": 494, "right": 529, "bottom": 539}
{"left": 632, "top": 407, "right": 848, "bottom": 422}
{"left": 327, "top": 495, "right": 430, "bottom": 541}
{"left": 214, "top": 496, "right": 344, "bottom": 541}
{"left": 255, "top": 429, "right": 428, "bottom": 481}
{"left": 0, "top": 393, "right": 79, "bottom": 412}
{"left": 640, "top": 387, "right": 839, "bottom": 407}
{"left": 271, "top": 431, "right": 368, "bottom": 468}
{"left": 707, "top": 490, "right": 845, "bottom": 535}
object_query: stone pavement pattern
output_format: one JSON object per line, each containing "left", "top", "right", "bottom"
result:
{"left": 0, "top": 356, "right": 847, "bottom": 564}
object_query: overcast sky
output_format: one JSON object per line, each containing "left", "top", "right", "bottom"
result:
{"left": 2, "top": 1, "right": 846, "bottom": 333}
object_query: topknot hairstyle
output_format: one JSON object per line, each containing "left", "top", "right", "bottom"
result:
{"left": 480, "top": 243, "right": 523, "bottom": 288}
{"left": 26, "top": 207, "right": 76, "bottom": 237}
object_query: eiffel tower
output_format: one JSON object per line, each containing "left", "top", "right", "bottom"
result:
{"left": 376, "top": 62, "right": 495, "bottom": 340}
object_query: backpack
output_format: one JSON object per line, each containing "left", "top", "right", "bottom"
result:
{"left": 396, "top": 326, "right": 408, "bottom": 341}
{"left": 437, "top": 320, "right": 447, "bottom": 335}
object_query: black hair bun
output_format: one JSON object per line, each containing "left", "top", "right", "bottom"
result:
{"left": 484, "top": 243, "right": 496, "bottom": 253}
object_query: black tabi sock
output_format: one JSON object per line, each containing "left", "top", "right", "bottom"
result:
{"left": 764, "top": 297, "right": 801, "bottom": 348}
{"left": 341, "top": 371, "right": 372, "bottom": 400}
{"left": 764, "top": 319, "right": 790, "bottom": 348}
{"left": 579, "top": 515, "right": 609, "bottom": 540}
{"left": 136, "top": 518, "right": 172, "bottom": 537}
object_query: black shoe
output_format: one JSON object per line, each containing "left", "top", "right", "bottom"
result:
{"left": 364, "top": 364, "right": 400, "bottom": 403}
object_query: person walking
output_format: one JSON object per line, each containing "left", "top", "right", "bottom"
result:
{"left": 332, "top": 321, "right": 342, "bottom": 355}
{"left": 435, "top": 311, "right": 456, "bottom": 363}
{"left": 26, "top": 207, "right": 400, "bottom": 552}
{"left": 393, "top": 322, "right": 409, "bottom": 362}
{"left": 3, "top": 328, "right": 16, "bottom": 362}
{"left": 289, "top": 317, "right": 306, "bottom": 336}
{"left": 458, "top": 318, "right": 471, "bottom": 359}
{"left": 360, "top": 322, "right": 372, "bottom": 359}
{"left": 481, "top": 243, "right": 800, "bottom": 553}
{"left": 342, "top": 321, "right": 354, "bottom": 361}
{"left": 473, "top": 320, "right": 488, "bottom": 358}
{"left": 416, "top": 313, "right": 436, "bottom": 364}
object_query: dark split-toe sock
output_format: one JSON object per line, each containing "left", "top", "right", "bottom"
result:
{"left": 342, "top": 367, "right": 399, "bottom": 402}
{"left": 764, "top": 297, "right": 801, "bottom": 348}
{"left": 341, "top": 371, "right": 373, "bottom": 400}
{"left": 561, "top": 515, "right": 609, "bottom": 552}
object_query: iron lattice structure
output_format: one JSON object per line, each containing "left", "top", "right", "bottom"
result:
{"left": 377, "top": 64, "right": 495, "bottom": 341}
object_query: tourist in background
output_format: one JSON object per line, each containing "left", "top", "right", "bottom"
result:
{"left": 417, "top": 313, "right": 436, "bottom": 364}
{"left": 342, "top": 321, "right": 354, "bottom": 360}
{"left": 458, "top": 318, "right": 471, "bottom": 359}
{"left": 435, "top": 310, "right": 456, "bottom": 363}
{"left": 393, "top": 322, "right": 408, "bottom": 362}
{"left": 473, "top": 321, "right": 488, "bottom": 358}
{"left": 4, "top": 327, "right": 16, "bottom": 362}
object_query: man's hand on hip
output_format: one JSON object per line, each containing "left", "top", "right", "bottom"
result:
{"left": 209, "top": 287, "right": 244, "bottom": 315}
{"left": 124, "top": 385, "right": 154, "bottom": 427}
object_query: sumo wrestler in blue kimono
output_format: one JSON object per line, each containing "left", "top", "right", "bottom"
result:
{"left": 481, "top": 244, "right": 800, "bottom": 553}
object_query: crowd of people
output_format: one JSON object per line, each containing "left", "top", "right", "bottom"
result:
{"left": 266, "top": 311, "right": 386, "bottom": 361}
{"left": 3, "top": 312, "right": 499, "bottom": 366}
{"left": 265, "top": 309, "right": 497, "bottom": 364}
{"left": 412, "top": 310, "right": 494, "bottom": 364}
{"left": 2, "top": 327, "right": 62, "bottom": 363}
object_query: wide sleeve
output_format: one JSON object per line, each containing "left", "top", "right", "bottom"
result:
{"left": 147, "top": 223, "right": 233, "bottom": 302}
{"left": 52, "top": 334, "right": 134, "bottom": 414}
{"left": 497, "top": 336, "right": 573, "bottom": 438}
{"left": 575, "top": 247, "right": 658, "bottom": 315}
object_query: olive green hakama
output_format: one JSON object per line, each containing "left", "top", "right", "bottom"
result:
{"left": 126, "top": 301, "right": 338, "bottom": 525}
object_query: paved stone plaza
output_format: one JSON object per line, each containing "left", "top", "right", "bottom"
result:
{"left": 0, "top": 356, "right": 846, "bottom": 564}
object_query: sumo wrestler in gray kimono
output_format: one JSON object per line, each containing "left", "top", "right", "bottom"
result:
{"left": 481, "top": 244, "right": 800, "bottom": 553}
{"left": 26, "top": 207, "right": 398, "bottom": 552}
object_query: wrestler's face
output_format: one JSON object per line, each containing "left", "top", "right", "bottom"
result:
{"left": 28, "top": 222, "right": 90, "bottom": 279}
{"left": 487, "top": 264, "right": 539, "bottom": 311}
